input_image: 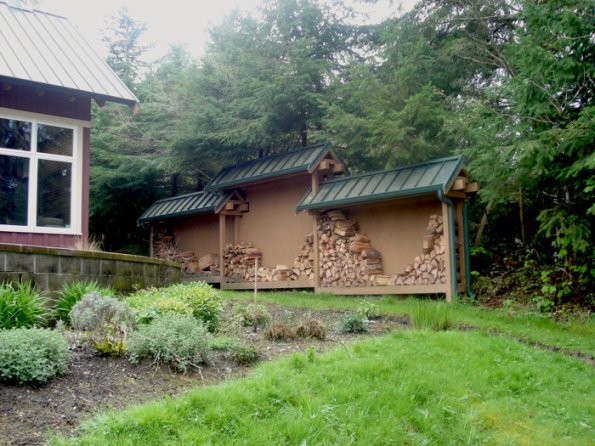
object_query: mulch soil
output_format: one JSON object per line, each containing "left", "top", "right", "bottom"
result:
{"left": 0, "top": 302, "right": 409, "bottom": 446}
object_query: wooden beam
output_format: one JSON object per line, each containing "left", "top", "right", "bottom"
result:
{"left": 331, "top": 163, "right": 344, "bottom": 173}
{"left": 238, "top": 203, "right": 249, "bottom": 212}
{"left": 455, "top": 200, "right": 467, "bottom": 294}
{"left": 221, "top": 279, "right": 314, "bottom": 290}
{"left": 312, "top": 212, "right": 320, "bottom": 288}
{"left": 452, "top": 176, "right": 468, "bottom": 191}
{"left": 442, "top": 202, "right": 453, "bottom": 302}
{"left": 315, "top": 284, "right": 445, "bottom": 295}
{"left": 219, "top": 214, "right": 226, "bottom": 284}
{"left": 466, "top": 182, "right": 479, "bottom": 193}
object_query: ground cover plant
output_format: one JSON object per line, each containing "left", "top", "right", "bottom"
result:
{"left": 0, "top": 327, "right": 70, "bottom": 384}
{"left": 0, "top": 281, "right": 48, "bottom": 329}
{"left": 49, "top": 329, "right": 594, "bottom": 445}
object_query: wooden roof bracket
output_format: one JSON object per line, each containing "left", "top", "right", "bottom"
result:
{"left": 217, "top": 189, "right": 250, "bottom": 215}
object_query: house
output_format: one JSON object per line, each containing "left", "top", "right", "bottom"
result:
{"left": 140, "top": 143, "right": 478, "bottom": 301}
{"left": 0, "top": 1, "right": 138, "bottom": 249}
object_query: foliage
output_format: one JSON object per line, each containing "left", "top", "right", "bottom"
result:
{"left": 295, "top": 317, "right": 326, "bottom": 340}
{"left": 0, "top": 281, "right": 48, "bottom": 329}
{"left": 211, "top": 335, "right": 239, "bottom": 351}
{"left": 55, "top": 281, "right": 114, "bottom": 325}
{"left": 229, "top": 344, "right": 260, "bottom": 366}
{"left": 263, "top": 323, "right": 295, "bottom": 341}
{"left": 356, "top": 299, "right": 381, "bottom": 320}
{"left": 126, "top": 282, "right": 222, "bottom": 331}
{"left": 127, "top": 313, "right": 212, "bottom": 372}
{"left": 337, "top": 313, "right": 369, "bottom": 334}
{"left": 235, "top": 303, "right": 272, "bottom": 329}
{"left": 48, "top": 330, "right": 594, "bottom": 445}
{"left": 0, "top": 327, "right": 70, "bottom": 385}
{"left": 70, "top": 293, "right": 135, "bottom": 356}
{"left": 411, "top": 301, "right": 453, "bottom": 331}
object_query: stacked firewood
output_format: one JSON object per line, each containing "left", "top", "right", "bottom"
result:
{"left": 317, "top": 210, "right": 384, "bottom": 287}
{"left": 223, "top": 242, "right": 303, "bottom": 282}
{"left": 223, "top": 243, "right": 262, "bottom": 281}
{"left": 389, "top": 214, "right": 446, "bottom": 286}
{"left": 291, "top": 234, "right": 315, "bottom": 280}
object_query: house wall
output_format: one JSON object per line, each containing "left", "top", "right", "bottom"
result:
{"left": 173, "top": 213, "right": 220, "bottom": 258}
{"left": 238, "top": 175, "right": 313, "bottom": 267}
{"left": 0, "top": 84, "right": 91, "bottom": 249}
{"left": 348, "top": 195, "right": 442, "bottom": 274}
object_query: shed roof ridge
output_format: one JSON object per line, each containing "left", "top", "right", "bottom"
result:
{"left": 319, "top": 154, "right": 464, "bottom": 186}
{"left": 219, "top": 142, "right": 329, "bottom": 172}
{"left": 150, "top": 190, "right": 212, "bottom": 204}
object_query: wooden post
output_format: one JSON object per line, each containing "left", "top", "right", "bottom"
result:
{"left": 219, "top": 214, "right": 226, "bottom": 284}
{"left": 455, "top": 201, "right": 467, "bottom": 294}
{"left": 149, "top": 226, "right": 154, "bottom": 258}
{"left": 312, "top": 211, "right": 320, "bottom": 289}
{"left": 254, "top": 256, "right": 258, "bottom": 303}
{"left": 441, "top": 202, "right": 453, "bottom": 302}
{"left": 234, "top": 215, "right": 239, "bottom": 245}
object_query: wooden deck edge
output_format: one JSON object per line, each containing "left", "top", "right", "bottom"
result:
{"left": 315, "top": 284, "right": 446, "bottom": 295}
{"left": 221, "top": 280, "right": 315, "bottom": 290}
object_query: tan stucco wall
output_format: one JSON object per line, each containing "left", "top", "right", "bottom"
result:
{"left": 173, "top": 214, "right": 220, "bottom": 258}
{"left": 347, "top": 195, "right": 442, "bottom": 275}
{"left": 238, "top": 175, "right": 313, "bottom": 267}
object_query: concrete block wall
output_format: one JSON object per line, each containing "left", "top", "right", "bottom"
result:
{"left": 0, "top": 244, "right": 181, "bottom": 293}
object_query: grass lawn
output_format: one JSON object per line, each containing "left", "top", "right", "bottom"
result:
{"left": 50, "top": 293, "right": 594, "bottom": 445}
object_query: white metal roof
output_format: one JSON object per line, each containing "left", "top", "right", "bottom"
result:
{"left": 0, "top": 1, "right": 138, "bottom": 107}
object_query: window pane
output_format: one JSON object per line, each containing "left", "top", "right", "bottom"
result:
{"left": 37, "top": 160, "right": 71, "bottom": 228}
{"left": 37, "top": 124, "right": 73, "bottom": 156}
{"left": 0, "top": 118, "right": 31, "bottom": 151}
{"left": 0, "top": 155, "right": 29, "bottom": 225}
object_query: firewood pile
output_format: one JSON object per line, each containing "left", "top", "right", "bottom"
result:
{"left": 317, "top": 210, "right": 384, "bottom": 287}
{"left": 291, "top": 234, "right": 315, "bottom": 280}
{"left": 388, "top": 214, "right": 446, "bottom": 286}
{"left": 223, "top": 243, "right": 304, "bottom": 282}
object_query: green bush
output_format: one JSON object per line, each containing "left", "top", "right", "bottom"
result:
{"left": 70, "top": 293, "right": 135, "bottom": 356}
{"left": 128, "top": 313, "right": 212, "bottom": 373}
{"left": 410, "top": 301, "right": 453, "bottom": 331}
{"left": 338, "top": 313, "right": 369, "bottom": 333}
{"left": 126, "top": 288, "right": 193, "bottom": 324}
{"left": 212, "top": 335, "right": 239, "bottom": 351}
{"left": 235, "top": 303, "right": 272, "bottom": 329}
{"left": 55, "top": 281, "right": 113, "bottom": 325}
{"left": 0, "top": 327, "right": 70, "bottom": 384}
{"left": 229, "top": 344, "right": 259, "bottom": 366}
{"left": 0, "top": 281, "right": 48, "bottom": 329}
{"left": 126, "top": 282, "right": 222, "bottom": 332}
{"left": 356, "top": 299, "right": 381, "bottom": 320}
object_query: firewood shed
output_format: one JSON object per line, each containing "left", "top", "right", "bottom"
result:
{"left": 139, "top": 144, "right": 477, "bottom": 301}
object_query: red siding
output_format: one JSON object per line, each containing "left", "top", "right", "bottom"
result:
{"left": 0, "top": 233, "right": 77, "bottom": 249}
{"left": 0, "top": 83, "right": 91, "bottom": 121}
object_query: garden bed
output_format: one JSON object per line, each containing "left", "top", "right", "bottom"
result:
{"left": 0, "top": 301, "right": 408, "bottom": 446}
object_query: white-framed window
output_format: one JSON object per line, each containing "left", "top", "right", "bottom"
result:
{"left": 0, "top": 109, "right": 85, "bottom": 235}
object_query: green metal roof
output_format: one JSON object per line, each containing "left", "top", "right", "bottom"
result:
{"left": 206, "top": 142, "right": 332, "bottom": 191}
{"left": 296, "top": 155, "right": 465, "bottom": 211}
{"left": 138, "top": 191, "right": 228, "bottom": 223}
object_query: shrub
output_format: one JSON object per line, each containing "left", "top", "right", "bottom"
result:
{"left": 296, "top": 317, "right": 326, "bottom": 340}
{"left": 127, "top": 282, "right": 222, "bottom": 332}
{"left": 356, "top": 299, "right": 381, "bottom": 320}
{"left": 229, "top": 344, "right": 259, "bottom": 366}
{"left": 212, "top": 335, "right": 239, "bottom": 351}
{"left": 70, "top": 293, "right": 135, "bottom": 356}
{"left": 55, "top": 281, "right": 113, "bottom": 325}
{"left": 411, "top": 302, "right": 453, "bottom": 331}
{"left": 0, "top": 327, "right": 70, "bottom": 384}
{"left": 0, "top": 281, "right": 48, "bottom": 329}
{"left": 128, "top": 313, "right": 212, "bottom": 373}
{"left": 126, "top": 289, "right": 194, "bottom": 324}
{"left": 235, "top": 303, "right": 272, "bottom": 329}
{"left": 263, "top": 323, "right": 295, "bottom": 341}
{"left": 338, "top": 313, "right": 369, "bottom": 334}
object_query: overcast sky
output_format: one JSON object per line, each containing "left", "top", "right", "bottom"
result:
{"left": 37, "top": 0, "right": 417, "bottom": 63}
